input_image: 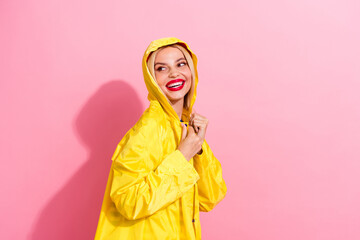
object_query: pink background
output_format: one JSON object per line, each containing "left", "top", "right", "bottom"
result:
{"left": 1, "top": 0, "right": 360, "bottom": 239}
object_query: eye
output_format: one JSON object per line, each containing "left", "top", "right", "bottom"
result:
{"left": 156, "top": 66, "right": 166, "bottom": 71}
{"left": 178, "top": 61, "right": 187, "bottom": 67}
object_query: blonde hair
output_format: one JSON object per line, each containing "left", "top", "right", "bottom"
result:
{"left": 147, "top": 44, "right": 195, "bottom": 110}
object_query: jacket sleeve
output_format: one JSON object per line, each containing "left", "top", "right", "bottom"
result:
{"left": 193, "top": 139, "right": 227, "bottom": 212}
{"left": 109, "top": 121, "right": 200, "bottom": 220}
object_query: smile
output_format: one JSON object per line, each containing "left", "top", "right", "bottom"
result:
{"left": 166, "top": 79, "right": 185, "bottom": 91}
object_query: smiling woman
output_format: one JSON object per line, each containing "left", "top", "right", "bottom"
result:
{"left": 94, "top": 37, "right": 227, "bottom": 240}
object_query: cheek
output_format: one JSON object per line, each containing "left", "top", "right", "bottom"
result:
{"left": 181, "top": 69, "right": 192, "bottom": 81}
{"left": 154, "top": 73, "right": 166, "bottom": 86}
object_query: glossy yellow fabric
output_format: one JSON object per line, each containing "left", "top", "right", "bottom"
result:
{"left": 94, "top": 37, "right": 227, "bottom": 240}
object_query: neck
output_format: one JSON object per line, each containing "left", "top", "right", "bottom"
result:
{"left": 170, "top": 98, "right": 184, "bottom": 120}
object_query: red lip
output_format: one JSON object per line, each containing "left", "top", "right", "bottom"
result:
{"left": 166, "top": 79, "right": 185, "bottom": 91}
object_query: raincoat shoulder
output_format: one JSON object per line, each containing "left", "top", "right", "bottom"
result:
{"left": 111, "top": 100, "right": 166, "bottom": 167}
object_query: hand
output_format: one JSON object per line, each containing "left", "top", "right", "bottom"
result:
{"left": 189, "top": 110, "right": 209, "bottom": 142}
{"left": 177, "top": 123, "right": 203, "bottom": 161}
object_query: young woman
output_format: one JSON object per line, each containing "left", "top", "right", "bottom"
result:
{"left": 95, "top": 37, "right": 227, "bottom": 240}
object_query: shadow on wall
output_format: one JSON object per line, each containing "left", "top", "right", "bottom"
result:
{"left": 29, "top": 80, "right": 144, "bottom": 240}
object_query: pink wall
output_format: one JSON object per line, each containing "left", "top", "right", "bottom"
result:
{"left": 1, "top": 0, "right": 359, "bottom": 239}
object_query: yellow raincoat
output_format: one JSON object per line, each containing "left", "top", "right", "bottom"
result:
{"left": 94, "top": 37, "right": 227, "bottom": 240}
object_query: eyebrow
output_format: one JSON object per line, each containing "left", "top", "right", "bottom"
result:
{"left": 154, "top": 57, "right": 186, "bottom": 66}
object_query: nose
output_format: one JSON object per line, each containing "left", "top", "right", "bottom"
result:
{"left": 168, "top": 68, "right": 180, "bottom": 78}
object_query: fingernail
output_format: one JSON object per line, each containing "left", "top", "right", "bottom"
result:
{"left": 185, "top": 124, "right": 187, "bottom": 127}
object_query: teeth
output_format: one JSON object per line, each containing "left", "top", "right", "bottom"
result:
{"left": 167, "top": 82, "right": 184, "bottom": 88}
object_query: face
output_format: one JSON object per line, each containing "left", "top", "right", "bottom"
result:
{"left": 153, "top": 46, "right": 192, "bottom": 105}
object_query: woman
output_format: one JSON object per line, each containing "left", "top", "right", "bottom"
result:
{"left": 95, "top": 37, "right": 227, "bottom": 240}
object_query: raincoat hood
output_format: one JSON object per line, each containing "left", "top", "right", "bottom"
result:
{"left": 142, "top": 37, "right": 198, "bottom": 122}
